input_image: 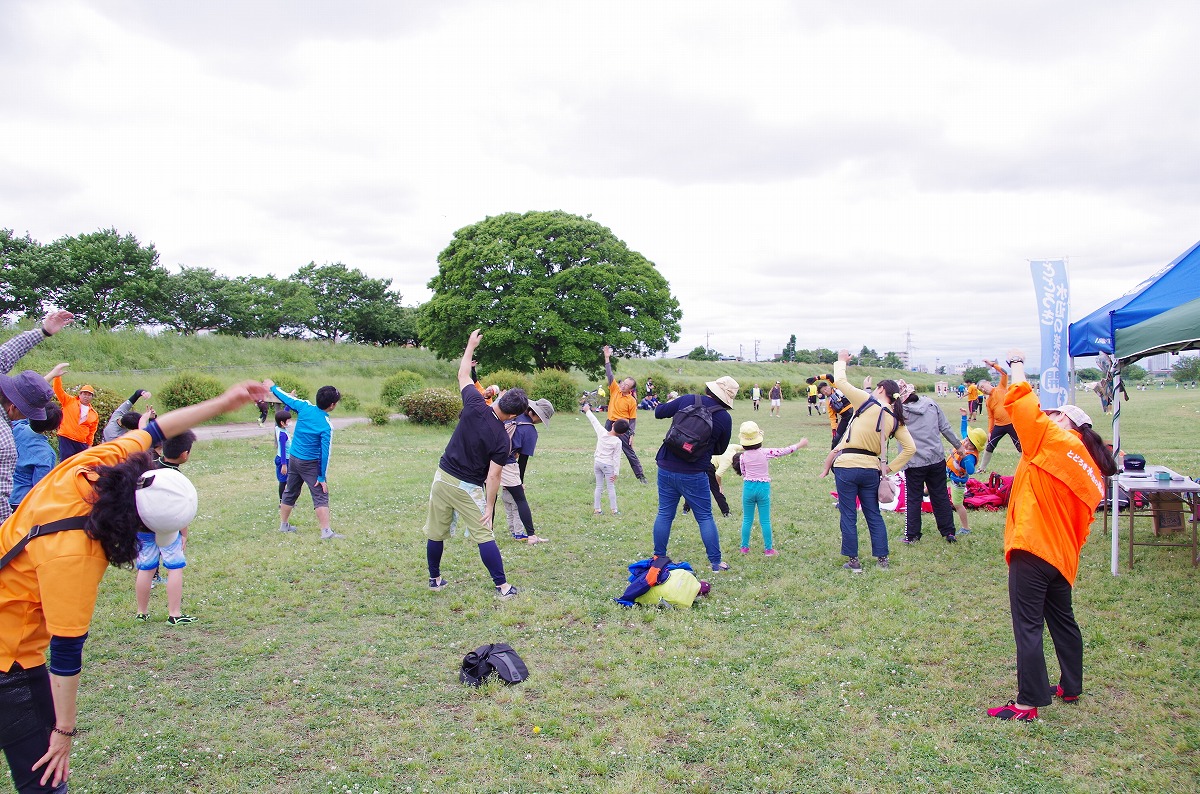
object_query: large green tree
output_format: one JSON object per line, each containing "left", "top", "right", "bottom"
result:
{"left": 419, "top": 211, "right": 681, "bottom": 374}
{"left": 45, "top": 228, "right": 167, "bottom": 327}
{"left": 0, "top": 229, "right": 51, "bottom": 319}
{"left": 222, "top": 275, "right": 316, "bottom": 338}
{"left": 295, "top": 262, "right": 403, "bottom": 342}
{"left": 155, "top": 266, "right": 244, "bottom": 334}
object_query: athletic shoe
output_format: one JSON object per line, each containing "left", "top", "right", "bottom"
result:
{"left": 957, "top": 527, "right": 972, "bottom": 536}
{"left": 876, "top": 556, "right": 890, "bottom": 569}
{"left": 637, "top": 477, "right": 648, "bottom": 484}
{"left": 166, "top": 614, "right": 197, "bottom": 625}
{"left": 429, "top": 576, "right": 448, "bottom": 591}
{"left": 987, "top": 700, "right": 1037, "bottom": 721}
{"left": 842, "top": 557, "right": 863, "bottom": 572}
{"left": 511, "top": 531, "right": 529, "bottom": 540}
{"left": 945, "top": 534, "right": 958, "bottom": 544}
{"left": 135, "top": 613, "right": 150, "bottom": 622}
{"left": 151, "top": 572, "right": 165, "bottom": 585}
{"left": 1053, "top": 685, "right": 1079, "bottom": 703}
{"left": 495, "top": 584, "right": 520, "bottom": 600}
{"left": 320, "top": 528, "right": 345, "bottom": 540}
{"left": 712, "top": 561, "right": 731, "bottom": 572}
{"left": 721, "top": 511, "right": 731, "bottom": 518}
{"left": 763, "top": 549, "right": 778, "bottom": 557}
{"left": 682, "top": 503, "right": 692, "bottom": 514}
{"left": 740, "top": 546, "right": 750, "bottom": 554}
{"left": 278, "top": 523, "right": 297, "bottom": 533}
{"left": 901, "top": 536, "right": 919, "bottom": 544}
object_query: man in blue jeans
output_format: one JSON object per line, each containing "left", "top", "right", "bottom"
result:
{"left": 651, "top": 376, "right": 739, "bottom": 572}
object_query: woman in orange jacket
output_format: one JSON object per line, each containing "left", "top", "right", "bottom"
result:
{"left": 987, "top": 352, "right": 1117, "bottom": 721}
{"left": 46, "top": 363, "right": 99, "bottom": 462}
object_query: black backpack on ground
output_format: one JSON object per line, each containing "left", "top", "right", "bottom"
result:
{"left": 663, "top": 395, "right": 717, "bottom": 462}
{"left": 459, "top": 643, "right": 529, "bottom": 687}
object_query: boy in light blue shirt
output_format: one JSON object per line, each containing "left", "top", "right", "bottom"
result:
{"left": 268, "top": 381, "right": 343, "bottom": 539}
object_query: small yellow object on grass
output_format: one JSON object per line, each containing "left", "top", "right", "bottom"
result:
{"left": 532, "top": 726, "right": 541, "bottom": 734}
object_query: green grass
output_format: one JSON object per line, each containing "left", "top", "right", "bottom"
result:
{"left": 5, "top": 327, "right": 1199, "bottom": 791}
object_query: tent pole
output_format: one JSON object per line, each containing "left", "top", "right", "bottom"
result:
{"left": 1110, "top": 369, "right": 1122, "bottom": 575}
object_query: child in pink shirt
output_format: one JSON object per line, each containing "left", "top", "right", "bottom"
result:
{"left": 735, "top": 421, "right": 807, "bottom": 555}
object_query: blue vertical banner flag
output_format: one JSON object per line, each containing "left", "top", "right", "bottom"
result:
{"left": 1031, "top": 259, "right": 1069, "bottom": 410}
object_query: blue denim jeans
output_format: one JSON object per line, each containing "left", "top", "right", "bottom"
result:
{"left": 833, "top": 466, "right": 889, "bottom": 559}
{"left": 652, "top": 468, "right": 723, "bottom": 566}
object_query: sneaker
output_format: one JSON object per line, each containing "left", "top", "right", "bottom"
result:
{"left": 987, "top": 700, "right": 1037, "bottom": 721}
{"left": 876, "top": 556, "right": 890, "bottom": 569}
{"left": 637, "top": 477, "right": 649, "bottom": 484}
{"left": 763, "top": 549, "right": 778, "bottom": 557}
{"left": 1053, "top": 685, "right": 1079, "bottom": 703}
{"left": 739, "top": 546, "right": 750, "bottom": 554}
{"left": 278, "top": 523, "right": 297, "bottom": 533}
{"left": 712, "top": 561, "right": 731, "bottom": 572}
{"left": 957, "top": 527, "right": 972, "bottom": 536}
{"left": 151, "top": 572, "right": 165, "bottom": 585}
{"left": 511, "top": 531, "right": 529, "bottom": 540}
{"left": 682, "top": 503, "right": 692, "bottom": 514}
{"left": 945, "top": 533, "right": 957, "bottom": 543}
{"left": 901, "top": 536, "right": 918, "bottom": 544}
{"left": 135, "top": 613, "right": 150, "bottom": 622}
{"left": 320, "top": 528, "right": 345, "bottom": 540}
{"left": 429, "top": 576, "right": 448, "bottom": 591}
{"left": 166, "top": 614, "right": 197, "bottom": 625}
{"left": 842, "top": 557, "right": 863, "bottom": 572}
{"left": 495, "top": 584, "right": 520, "bottom": 600}
{"left": 721, "top": 511, "right": 731, "bottom": 518}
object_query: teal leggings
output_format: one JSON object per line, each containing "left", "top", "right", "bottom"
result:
{"left": 741, "top": 480, "right": 773, "bottom": 550}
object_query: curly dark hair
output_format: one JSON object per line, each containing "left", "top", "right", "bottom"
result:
{"left": 84, "top": 451, "right": 156, "bottom": 567}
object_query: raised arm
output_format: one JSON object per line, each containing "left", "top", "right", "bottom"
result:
{"left": 459, "top": 330, "right": 483, "bottom": 390}
{"left": 153, "top": 381, "right": 268, "bottom": 440}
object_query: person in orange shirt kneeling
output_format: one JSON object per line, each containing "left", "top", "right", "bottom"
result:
{"left": 986, "top": 350, "right": 1118, "bottom": 721}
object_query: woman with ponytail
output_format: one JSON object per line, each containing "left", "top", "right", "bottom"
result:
{"left": 986, "top": 350, "right": 1118, "bottom": 721}
{"left": 830, "top": 349, "right": 915, "bottom": 572}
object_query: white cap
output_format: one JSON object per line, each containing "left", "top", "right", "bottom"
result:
{"left": 1049, "top": 404, "right": 1092, "bottom": 428}
{"left": 135, "top": 468, "right": 198, "bottom": 542}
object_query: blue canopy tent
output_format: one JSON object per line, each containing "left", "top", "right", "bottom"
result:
{"left": 1069, "top": 238, "right": 1200, "bottom": 574}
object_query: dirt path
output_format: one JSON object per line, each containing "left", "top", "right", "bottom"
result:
{"left": 192, "top": 416, "right": 379, "bottom": 441}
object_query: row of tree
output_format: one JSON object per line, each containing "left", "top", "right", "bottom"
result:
{"left": 1, "top": 228, "right": 419, "bottom": 345}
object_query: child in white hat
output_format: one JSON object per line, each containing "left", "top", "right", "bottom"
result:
{"left": 734, "top": 421, "right": 808, "bottom": 555}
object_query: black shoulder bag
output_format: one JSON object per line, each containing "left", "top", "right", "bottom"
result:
{"left": 0, "top": 516, "right": 90, "bottom": 570}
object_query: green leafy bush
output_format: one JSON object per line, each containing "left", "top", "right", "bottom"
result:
{"left": 159, "top": 372, "right": 224, "bottom": 413}
{"left": 479, "top": 369, "right": 532, "bottom": 395}
{"left": 380, "top": 370, "right": 426, "bottom": 408}
{"left": 365, "top": 404, "right": 391, "bottom": 425}
{"left": 338, "top": 392, "right": 361, "bottom": 411}
{"left": 269, "top": 373, "right": 310, "bottom": 401}
{"left": 531, "top": 369, "right": 580, "bottom": 412}
{"left": 399, "top": 388, "right": 461, "bottom": 426}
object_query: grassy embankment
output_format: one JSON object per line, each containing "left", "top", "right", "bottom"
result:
{"left": 5, "top": 327, "right": 1200, "bottom": 793}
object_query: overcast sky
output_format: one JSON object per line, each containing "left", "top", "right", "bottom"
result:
{"left": 3, "top": 0, "right": 1197, "bottom": 367}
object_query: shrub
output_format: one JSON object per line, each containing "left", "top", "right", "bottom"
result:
{"left": 269, "top": 373, "right": 310, "bottom": 401}
{"left": 479, "top": 369, "right": 532, "bottom": 395}
{"left": 338, "top": 392, "right": 361, "bottom": 411}
{"left": 531, "top": 369, "right": 580, "bottom": 413}
{"left": 159, "top": 372, "right": 224, "bottom": 413}
{"left": 399, "top": 388, "right": 461, "bottom": 426}
{"left": 646, "top": 374, "right": 670, "bottom": 398}
{"left": 365, "top": 404, "right": 391, "bottom": 425}
{"left": 380, "top": 370, "right": 426, "bottom": 409}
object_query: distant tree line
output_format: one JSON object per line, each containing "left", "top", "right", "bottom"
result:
{"left": 1, "top": 228, "right": 419, "bottom": 345}
{"left": 775, "top": 336, "right": 905, "bottom": 368}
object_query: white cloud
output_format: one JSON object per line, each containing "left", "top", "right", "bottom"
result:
{"left": 2, "top": 0, "right": 1198, "bottom": 369}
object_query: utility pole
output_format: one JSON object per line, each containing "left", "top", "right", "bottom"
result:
{"left": 706, "top": 331, "right": 711, "bottom": 354}
{"left": 754, "top": 340, "right": 760, "bottom": 362}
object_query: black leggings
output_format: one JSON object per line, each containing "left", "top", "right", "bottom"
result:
{"left": 504, "top": 484, "right": 537, "bottom": 536}
{"left": 986, "top": 423, "right": 1022, "bottom": 453}
{"left": 1, "top": 664, "right": 62, "bottom": 794}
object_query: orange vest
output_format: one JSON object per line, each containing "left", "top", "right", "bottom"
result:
{"left": 1002, "top": 383, "right": 1103, "bottom": 584}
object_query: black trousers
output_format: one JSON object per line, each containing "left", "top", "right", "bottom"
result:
{"left": 1008, "top": 549, "right": 1083, "bottom": 707}
{"left": 1, "top": 663, "right": 64, "bottom": 793}
{"left": 682, "top": 463, "right": 729, "bottom": 516}
{"left": 903, "top": 462, "right": 956, "bottom": 539}
{"left": 986, "top": 423, "right": 1022, "bottom": 453}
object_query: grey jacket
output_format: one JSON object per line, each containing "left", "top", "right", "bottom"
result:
{"left": 900, "top": 395, "right": 960, "bottom": 468}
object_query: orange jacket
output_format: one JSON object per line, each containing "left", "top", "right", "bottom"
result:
{"left": 1002, "top": 382, "right": 1104, "bottom": 584}
{"left": 986, "top": 367, "right": 1013, "bottom": 430}
{"left": 1, "top": 431, "right": 152, "bottom": 670}
{"left": 52, "top": 376, "right": 100, "bottom": 445}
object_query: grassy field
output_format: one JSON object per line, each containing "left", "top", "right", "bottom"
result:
{"left": 4, "top": 329, "right": 1199, "bottom": 792}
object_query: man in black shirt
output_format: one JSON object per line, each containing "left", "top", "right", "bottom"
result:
{"left": 424, "top": 330, "right": 529, "bottom": 599}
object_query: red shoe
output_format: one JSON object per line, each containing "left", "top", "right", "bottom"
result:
{"left": 987, "top": 701, "right": 1037, "bottom": 721}
{"left": 1053, "top": 685, "right": 1079, "bottom": 703}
